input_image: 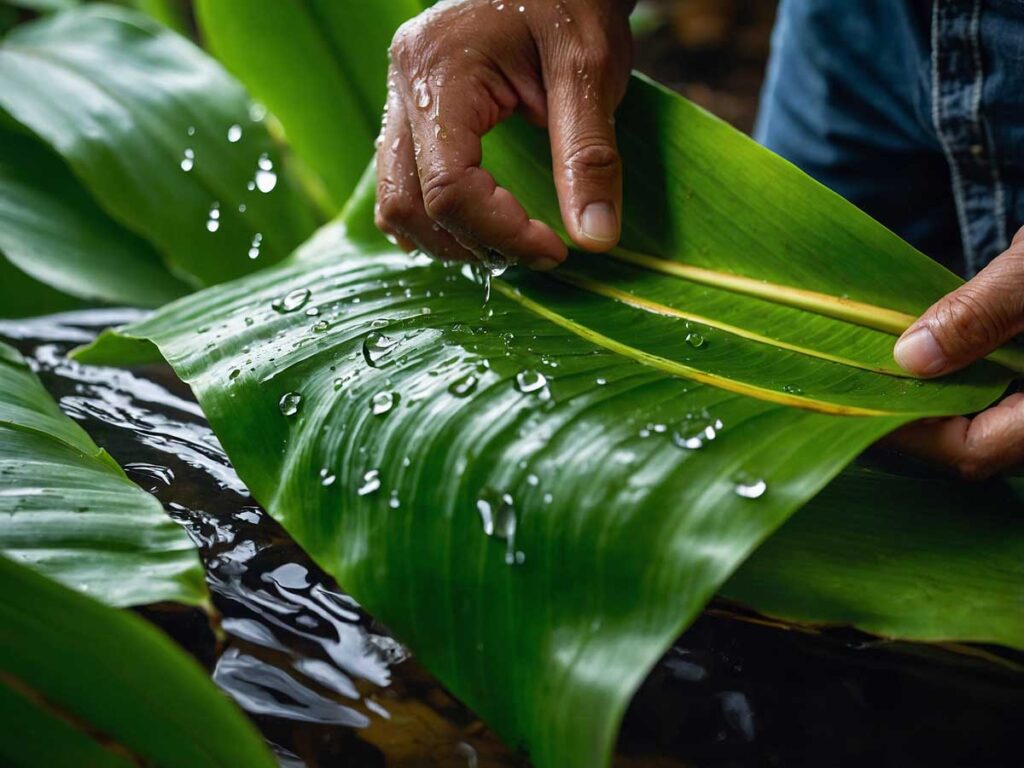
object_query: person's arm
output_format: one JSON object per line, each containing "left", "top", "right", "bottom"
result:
{"left": 375, "top": 0, "right": 635, "bottom": 269}
{"left": 889, "top": 226, "right": 1024, "bottom": 479}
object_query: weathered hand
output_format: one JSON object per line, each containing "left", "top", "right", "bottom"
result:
{"left": 375, "top": 0, "right": 635, "bottom": 269}
{"left": 888, "top": 226, "right": 1024, "bottom": 479}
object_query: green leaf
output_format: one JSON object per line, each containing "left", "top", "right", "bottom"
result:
{"left": 0, "top": 4, "right": 317, "bottom": 287}
{"left": 0, "top": 553, "right": 277, "bottom": 768}
{"left": 0, "top": 340, "right": 206, "bottom": 607}
{"left": 75, "top": 193, "right": 1021, "bottom": 768}
{"left": 0, "top": 119, "right": 191, "bottom": 310}
{"left": 724, "top": 464, "right": 1024, "bottom": 646}
{"left": 195, "top": 0, "right": 421, "bottom": 210}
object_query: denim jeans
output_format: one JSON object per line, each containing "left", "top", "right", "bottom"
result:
{"left": 755, "top": 0, "right": 1024, "bottom": 278}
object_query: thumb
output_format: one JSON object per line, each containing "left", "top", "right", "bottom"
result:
{"left": 546, "top": 53, "right": 625, "bottom": 252}
{"left": 894, "top": 233, "right": 1024, "bottom": 377}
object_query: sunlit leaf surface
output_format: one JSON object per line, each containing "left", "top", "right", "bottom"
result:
{"left": 0, "top": 121, "right": 190, "bottom": 313}
{"left": 195, "top": 0, "right": 422, "bottom": 210}
{"left": 0, "top": 5, "right": 317, "bottom": 288}
{"left": 0, "top": 341, "right": 206, "bottom": 607}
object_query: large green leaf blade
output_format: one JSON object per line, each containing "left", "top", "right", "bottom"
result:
{"left": 195, "top": 0, "right": 420, "bottom": 210}
{"left": 725, "top": 465, "right": 1024, "bottom": 646}
{"left": 75, "top": 207, "right": 1021, "bottom": 768}
{"left": 0, "top": 554, "right": 276, "bottom": 768}
{"left": 0, "top": 4, "right": 317, "bottom": 287}
{"left": 0, "top": 120, "right": 190, "bottom": 310}
{"left": 0, "top": 340, "right": 206, "bottom": 607}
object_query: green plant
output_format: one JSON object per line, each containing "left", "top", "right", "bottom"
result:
{"left": 1, "top": 4, "right": 1022, "bottom": 768}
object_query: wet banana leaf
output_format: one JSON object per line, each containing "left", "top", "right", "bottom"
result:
{"left": 723, "top": 464, "right": 1024, "bottom": 646}
{"left": 0, "top": 341, "right": 206, "bottom": 607}
{"left": 0, "top": 553, "right": 276, "bottom": 768}
{"left": 0, "top": 4, "right": 317, "bottom": 288}
{"left": 77, "top": 159, "right": 1022, "bottom": 767}
{"left": 0, "top": 120, "right": 190, "bottom": 315}
{"left": 195, "top": 0, "right": 421, "bottom": 211}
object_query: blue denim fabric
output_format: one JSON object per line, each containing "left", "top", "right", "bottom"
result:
{"left": 755, "top": 0, "right": 1024, "bottom": 278}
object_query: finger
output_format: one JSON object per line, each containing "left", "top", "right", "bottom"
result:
{"left": 545, "top": 49, "right": 625, "bottom": 252}
{"left": 396, "top": 67, "right": 567, "bottom": 271}
{"left": 894, "top": 229, "right": 1024, "bottom": 377}
{"left": 884, "top": 397, "right": 1024, "bottom": 480}
{"left": 376, "top": 76, "right": 473, "bottom": 262}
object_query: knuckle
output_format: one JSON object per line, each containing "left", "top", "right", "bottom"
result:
{"left": 564, "top": 140, "right": 620, "bottom": 179}
{"left": 934, "top": 290, "right": 1006, "bottom": 352}
{"left": 377, "top": 188, "right": 417, "bottom": 228}
{"left": 421, "top": 169, "right": 467, "bottom": 223}
{"left": 389, "top": 19, "right": 424, "bottom": 65}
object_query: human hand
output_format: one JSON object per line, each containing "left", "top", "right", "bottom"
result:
{"left": 375, "top": 0, "right": 635, "bottom": 270}
{"left": 887, "top": 227, "right": 1024, "bottom": 479}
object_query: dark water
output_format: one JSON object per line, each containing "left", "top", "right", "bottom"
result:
{"left": 3, "top": 310, "right": 1022, "bottom": 768}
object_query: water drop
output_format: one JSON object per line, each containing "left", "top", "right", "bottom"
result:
{"left": 448, "top": 373, "right": 478, "bottom": 397}
{"left": 271, "top": 287, "right": 311, "bottom": 313}
{"left": 319, "top": 468, "right": 336, "bottom": 487}
{"left": 358, "top": 469, "right": 381, "bottom": 496}
{"left": 515, "top": 369, "right": 547, "bottom": 393}
{"left": 413, "top": 79, "right": 431, "bottom": 109}
{"left": 370, "top": 318, "right": 390, "bottom": 329}
{"left": 229, "top": 368, "right": 241, "bottom": 380}
{"left": 312, "top": 319, "right": 329, "bottom": 333}
{"left": 595, "top": 377, "right": 607, "bottom": 386}
{"left": 248, "top": 233, "right": 262, "bottom": 259}
{"left": 685, "top": 332, "right": 705, "bottom": 348}
{"left": 206, "top": 201, "right": 221, "bottom": 232}
{"left": 782, "top": 384, "right": 804, "bottom": 394}
{"left": 227, "top": 123, "right": 243, "bottom": 143}
{"left": 671, "top": 411, "right": 722, "bottom": 450}
{"left": 180, "top": 147, "right": 194, "bottom": 172}
{"left": 480, "top": 248, "right": 512, "bottom": 277}
{"left": 279, "top": 391, "right": 302, "bottom": 416}
{"left": 249, "top": 102, "right": 267, "bottom": 122}
{"left": 362, "top": 331, "right": 397, "bottom": 367}
{"left": 733, "top": 473, "right": 767, "bottom": 499}
{"left": 255, "top": 153, "right": 277, "bottom": 193}
{"left": 371, "top": 391, "right": 396, "bottom": 416}
{"left": 187, "top": 125, "right": 196, "bottom": 136}
{"left": 388, "top": 490, "right": 401, "bottom": 509}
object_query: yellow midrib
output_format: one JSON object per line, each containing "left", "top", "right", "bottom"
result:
{"left": 554, "top": 269, "right": 911, "bottom": 378}
{"left": 491, "top": 281, "right": 900, "bottom": 417}
{"left": 610, "top": 247, "right": 1024, "bottom": 373}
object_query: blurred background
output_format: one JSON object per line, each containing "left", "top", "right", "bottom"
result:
{"left": 632, "top": 0, "right": 777, "bottom": 133}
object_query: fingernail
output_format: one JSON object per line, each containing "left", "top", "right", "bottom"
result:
{"left": 530, "top": 257, "right": 560, "bottom": 272}
{"left": 894, "top": 327, "right": 946, "bottom": 376}
{"left": 580, "top": 202, "right": 618, "bottom": 243}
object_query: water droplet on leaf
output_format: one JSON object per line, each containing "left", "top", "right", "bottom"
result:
{"left": 515, "top": 369, "right": 547, "bottom": 393}
{"left": 362, "top": 331, "right": 397, "bottom": 367}
{"left": 279, "top": 391, "right": 302, "bottom": 416}
{"left": 358, "top": 469, "right": 381, "bottom": 496}
{"left": 733, "top": 473, "right": 767, "bottom": 499}
{"left": 272, "top": 288, "right": 311, "bottom": 313}
{"left": 371, "top": 391, "right": 396, "bottom": 416}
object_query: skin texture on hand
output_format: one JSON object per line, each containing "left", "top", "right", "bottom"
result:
{"left": 375, "top": 0, "right": 635, "bottom": 269}
{"left": 888, "top": 226, "right": 1024, "bottom": 479}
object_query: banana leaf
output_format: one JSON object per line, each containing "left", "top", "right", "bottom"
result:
{"left": 77, "top": 143, "right": 1024, "bottom": 768}
{"left": 0, "top": 4, "right": 318, "bottom": 289}
{"left": 0, "top": 119, "right": 190, "bottom": 315}
{"left": 0, "top": 340, "right": 206, "bottom": 607}
{"left": 0, "top": 553, "right": 276, "bottom": 768}
{"left": 195, "top": 0, "right": 421, "bottom": 211}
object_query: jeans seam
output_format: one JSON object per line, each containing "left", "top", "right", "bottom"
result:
{"left": 931, "top": 0, "right": 975, "bottom": 266}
